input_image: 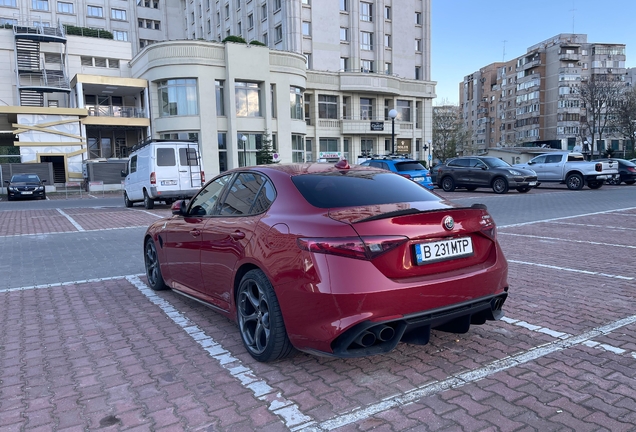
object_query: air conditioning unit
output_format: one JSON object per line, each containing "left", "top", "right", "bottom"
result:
{"left": 608, "top": 68, "right": 613, "bottom": 73}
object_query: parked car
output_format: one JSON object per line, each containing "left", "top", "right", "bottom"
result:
{"left": 429, "top": 162, "right": 445, "bottom": 185}
{"left": 4, "top": 173, "right": 47, "bottom": 200}
{"left": 121, "top": 139, "right": 204, "bottom": 209}
{"left": 514, "top": 152, "right": 618, "bottom": 190}
{"left": 143, "top": 160, "right": 509, "bottom": 362}
{"left": 359, "top": 158, "right": 434, "bottom": 189}
{"left": 436, "top": 156, "right": 538, "bottom": 194}
{"left": 596, "top": 159, "right": 636, "bottom": 185}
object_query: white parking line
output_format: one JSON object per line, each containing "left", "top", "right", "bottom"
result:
{"left": 0, "top": 274, "right": 144, "bottom": 293}
{"left": 126, "top": 276, "right": 316, "bottom": 430}
{"left": 547, "top": 221, "right": 636, "bottom": 231}
{"left": 297, "top": 314, "right": 636, "bottom": 431}
{"left": 507, "top": 260, "right": 634, "bottom": 280}
{"left": 499, "top": 206, "right": 636, "bottom": 229}
{"left": 500, "top": 316, "right": 571, "bottom": 339}
{"left": 56, "top": 208, "right": 85, "bottom": 231}
{"left": 0, "top": 225, "right": 147, "bottom": 238}
{"left": 499, "top": 232, "right": 636, "bottom": 250}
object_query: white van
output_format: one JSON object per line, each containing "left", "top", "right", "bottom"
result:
{"left": 122, "top": 140, "right": 204, "bottom": 209}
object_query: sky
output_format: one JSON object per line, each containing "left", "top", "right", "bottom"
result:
{"left": 431, "top": 0, "right": 636, "bottom": 105}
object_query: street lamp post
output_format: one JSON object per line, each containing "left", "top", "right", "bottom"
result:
{"left": 388, "top": 109, "right": 397, "bottom": 155}
{"left": 241, "top": 135, "right": 248, "bottom": 167}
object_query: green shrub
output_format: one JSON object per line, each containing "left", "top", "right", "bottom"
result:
{"left": 222, "top": 35, "right": 247, "bottom": 44}
{"left": 249, "top": 40, "right": 266, "bottom": 46}
{"left": 64, "top": 25, "right": 113, "bottom": 39}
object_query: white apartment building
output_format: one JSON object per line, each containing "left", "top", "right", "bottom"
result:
{"left": 0, "top": 0, "right": 436, "bottom": 182}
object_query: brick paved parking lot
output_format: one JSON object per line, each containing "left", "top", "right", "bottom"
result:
{"left": 1, "top": 188, "right": 635, "bottom": 431}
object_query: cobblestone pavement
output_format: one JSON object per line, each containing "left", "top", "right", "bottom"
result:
{"left": 1, "top": 188, "right": 635, "bottom": 431}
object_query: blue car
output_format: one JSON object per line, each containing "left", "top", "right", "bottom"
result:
{"left": 360, "top": 158, "right": 434, "bottom": 190}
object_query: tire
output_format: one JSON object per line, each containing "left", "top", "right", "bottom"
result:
{"left": 625, "top": 181, "right": 635, "bottom": 185}
{"left": 587, "top": 181, "right": 603, "bottom": 189}
{"left": 516, "top": 187, "right": 531, "bottom": 193}
{"left": 566, "top": 173, "right": 584, "bottom": 190}
{"left": 144, "top": 238, "right": 167, "bottom": 291}
{"left": 492, "top": 177, "right": 509, "bottom": 194}
{"left": 237, "top": 269, "right": 295, "bottom": 362}
{"left": 124, "top": 191, "right": 133, "bottom": 208}
{"left": 441, "top": 176, "right": 456, "bottom": 192}
{"left": 143, "top": 190, "right": 154, "bottom": 209}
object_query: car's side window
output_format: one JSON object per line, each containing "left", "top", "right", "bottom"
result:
{"left": 189, "top": 174, "right": 232, "bottom": 216}
{"left": 130, "top": 155, "right": 137, "bottom": 174}
{"left": 219, "top": 173, "right": 270, "bottom": 216}
{"left": 369, "top": 161, "right": 384, "bottom": 169}
{"left": 531, "top": 155, "right": 546, "bottom": 164}
{"left": 546, "top": 155, "right": 562, "bottom": 164}
{"left": 450, "top": 159, "right": 470, "bottom": 168}
{"left": 474, "top": 160, "right": 487, "bottom": 169}
{"left": 251, "top": 178, "right": 276, "bottom": 214}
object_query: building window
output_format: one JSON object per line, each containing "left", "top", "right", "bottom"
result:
{"left": 302, "top": 0, "right": 310, "bottom": 4}
{"left": 361, "top": 60, "right": 374, "bottom": 73}
{"left": 342, "top": 96, "right": 350, "bottom": 119}
{"left": 339, "top": 0, "right": 347, "bottom": 12}
{"left": 292, "top": 134, "right": 304, "bottom": 162}
{"left": 340, "top": 57, "right": 349, "bottom": 71}
{"left": 384, "top": 34, "right": 391, "bottom": 48}
{"left": 397, "top": 99, "right": 411, "bottom": 121}
{"left": 0, "top": 0, "right": 17, "bottom": 6}
{"left": 302, "top": 21, "right": 310, "bottom": 36}
{"left": 262, "top": 32, "right": 268, "bottom": 45}
{"left": 384, "top": 62, "right": 392, "bottom": 75}
{"left": 290, "top": 86, "right": 303, "bottom": 120}
{"left": 261, "top": 3, "right": 267, "bottom": 18}
{"left": 218, "top": 132, "right": 227, "bottom": 172}
{"left": 157, "top": 79, "right": 199, "bottom": 117}
{"left": 207, "top": 19, "right": 211, "bottom": 33}
{"left": 360, "top": 31, "right": 373, "bottom": 50}
{"left": 113, "top": 30, "right": 128, "bottom": 41}
{"left": 274, "top": 24, "right": 282, "bottom": 42}
{"left": 318, "top": 95, "right": 338, "bottom": 119}
{"left": 235, "top": 81, "right": 261, "bottom": 117}
{"left": 360, "top": 98, "right": 374, "bottom": 120}
{"left": 415, "top": 12, "right": 422, "bottom": 25}
{"left": 111, "top": 8, "right": 127, "bottom": 20}
{"left": 304, "top": 53, "right": 312, "bottom": 69}
{"left": 271, "top": 84, "right": 276, "bottom": 118}
{"left": 224, "top": 3, "right": 229, "bottom": 16}
{"left": 340, "top": 27, "right": 348, "bottom": 42}
{"left": 87, "top": 5, "right": 103, "bottom": 16}
{"left": 360, "top": 2, "right": 372, "bottom": 21}
{"left": 247, "top": 13, "right": 253, "bottom": 28}
{"left": 415, "top": 39, "right": 422, "bottom": 52}
{"left": 31, "top": 0, "right": 48, "bottom": 10}
{"left": 304, "top": 94, "right": 311, "bottom": 125}
{"left": 215, "top": 80, "right": 225, "bottom": 115}
{"left": 237, "top": 21, "right": 242, "bottom": 34}
{"left": 415, "top": 66, "right": 421, "bottom": 80}
{"left": 384, "top": 6, "right": 390, "bottom": 20}
{"left": 319, "top": 138, "right": 339, "bottom": 152}
{"left": 57, "top": 1, "right": 73, "bottom": 13}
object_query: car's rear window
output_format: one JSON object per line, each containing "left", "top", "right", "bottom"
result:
{"left": 291, "top": 171, "right": 438, "bottom": 208}
{"left": 157, "top": 148, "right": 176, "bottom": 166}
{"left": 395, "top": 161, "right": 426, "bottom": 171}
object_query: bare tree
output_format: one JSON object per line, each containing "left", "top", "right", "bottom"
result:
{"left": 432, "top": 104, "right": 469, "bottom": 162}
{"left": 579, "top": 74, "right": 624, "bottom": 158}
{"left": 611, "top": 85, "right": 636, "bottom": 158}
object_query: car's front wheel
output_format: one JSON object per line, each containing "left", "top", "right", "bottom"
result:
{"left": 492, "top": 177, "right": 509, "bottom": 194}
{"left": 237, "top": 269, "right": 295, "bottom": 362}
{"left": 144, "top": 238, "right": 167, "bottom": 291}
{"left": 124, "top": 191, "right": 133, "bottom": 208}
{"left": 441, "top": 176, "right": 456, "bottom": 192}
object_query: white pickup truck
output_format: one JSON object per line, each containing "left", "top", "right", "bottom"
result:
{"left": 515, "top": 152, "right": 618, "bottom": 190}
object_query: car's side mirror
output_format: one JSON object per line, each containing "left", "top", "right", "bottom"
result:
{"left": 480, "top": 165, "right": 487, "bottom": 170}
{"left": 42, "top": 179, "right": 47, "bottom": 183}
{"left": 3, "top": 180, "right": 8, "bottom": 184}
{"left": 171, "top": 200, "right": 187, "bottom": 215}
{"left": 527, "top": 161, "right": 534, "bottom": 165}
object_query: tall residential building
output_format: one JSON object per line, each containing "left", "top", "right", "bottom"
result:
{"left": 460, "top": 34, "right": 629, "bottom": 155}
{"left": 0, "top": 0, "right": 435, "bottom": 183}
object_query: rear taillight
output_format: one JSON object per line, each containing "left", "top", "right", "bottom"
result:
{"left": 595, "top": 163, "right": 602, "bottom": 172}
{"left": 627, "top": 167, "right": 636, "bottom": 173}
{"left": 480, "top": 214, "right": 497, "bottom": 240}
{"left": 400, "top": 174, "right": 412, "bottom": 179}
{"left": 297, "top": 236, "right": 408, "bottom": 260}
{"left": 150, "top": 172, "right": 156, "bottom": 185}
{"left": 201, "top": 171, "right": 205, "bottom": 182}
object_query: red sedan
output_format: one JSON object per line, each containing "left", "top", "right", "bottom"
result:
{"left": 143, "top": 160, "right": 509, "bottom": 362}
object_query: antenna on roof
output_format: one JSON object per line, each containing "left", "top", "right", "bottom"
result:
{"left": 502, "top": 40, "right": 507, "bottom": 62}
{"left": 570, "top": 1, "right": 576, "bottom": 34}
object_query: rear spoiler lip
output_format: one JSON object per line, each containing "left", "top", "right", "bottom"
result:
{"left": 334, "top": 203, "right": 489, "bottom": 224}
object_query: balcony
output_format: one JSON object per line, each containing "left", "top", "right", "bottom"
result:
{"left": 559, "top": 53, "right": 580, "bottom": 62}
{"left": 86, "top": 105, "right": 146, "bottom": 118}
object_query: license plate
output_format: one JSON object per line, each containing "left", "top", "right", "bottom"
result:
{"left": 21, "top": 191, "right": 33, "bottom": 195}
{"left": 414, "top": 237, "right": 474, "bottom": 265}
{"left": 161, "top": 180, "right": 178, "bottom": 186}
{"left": 529, "top": 181, "right": 537, "bottom": 186}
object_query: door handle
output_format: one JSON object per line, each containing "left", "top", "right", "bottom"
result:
{"left": 190, "top": 229, "right": 201, "bottom": 237}
{"left": 230, "top": 231, "right": 245, "bottom": 240}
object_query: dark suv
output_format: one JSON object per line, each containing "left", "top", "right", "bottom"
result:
{"left": 436, "top": 156, "right": 538, "bottom": 194}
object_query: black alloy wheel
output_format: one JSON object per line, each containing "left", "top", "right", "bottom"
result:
{"left": 441, "top": 176, "right": 456, "bottom": 192}
{"left": 492, "top": 177, "right": 509, "bottom": 194}
{"left": 144, "top": 238, "right": 167, "bottom": 291}
{"left": 237, "top": 269, "right": 294, "bottom": 362}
